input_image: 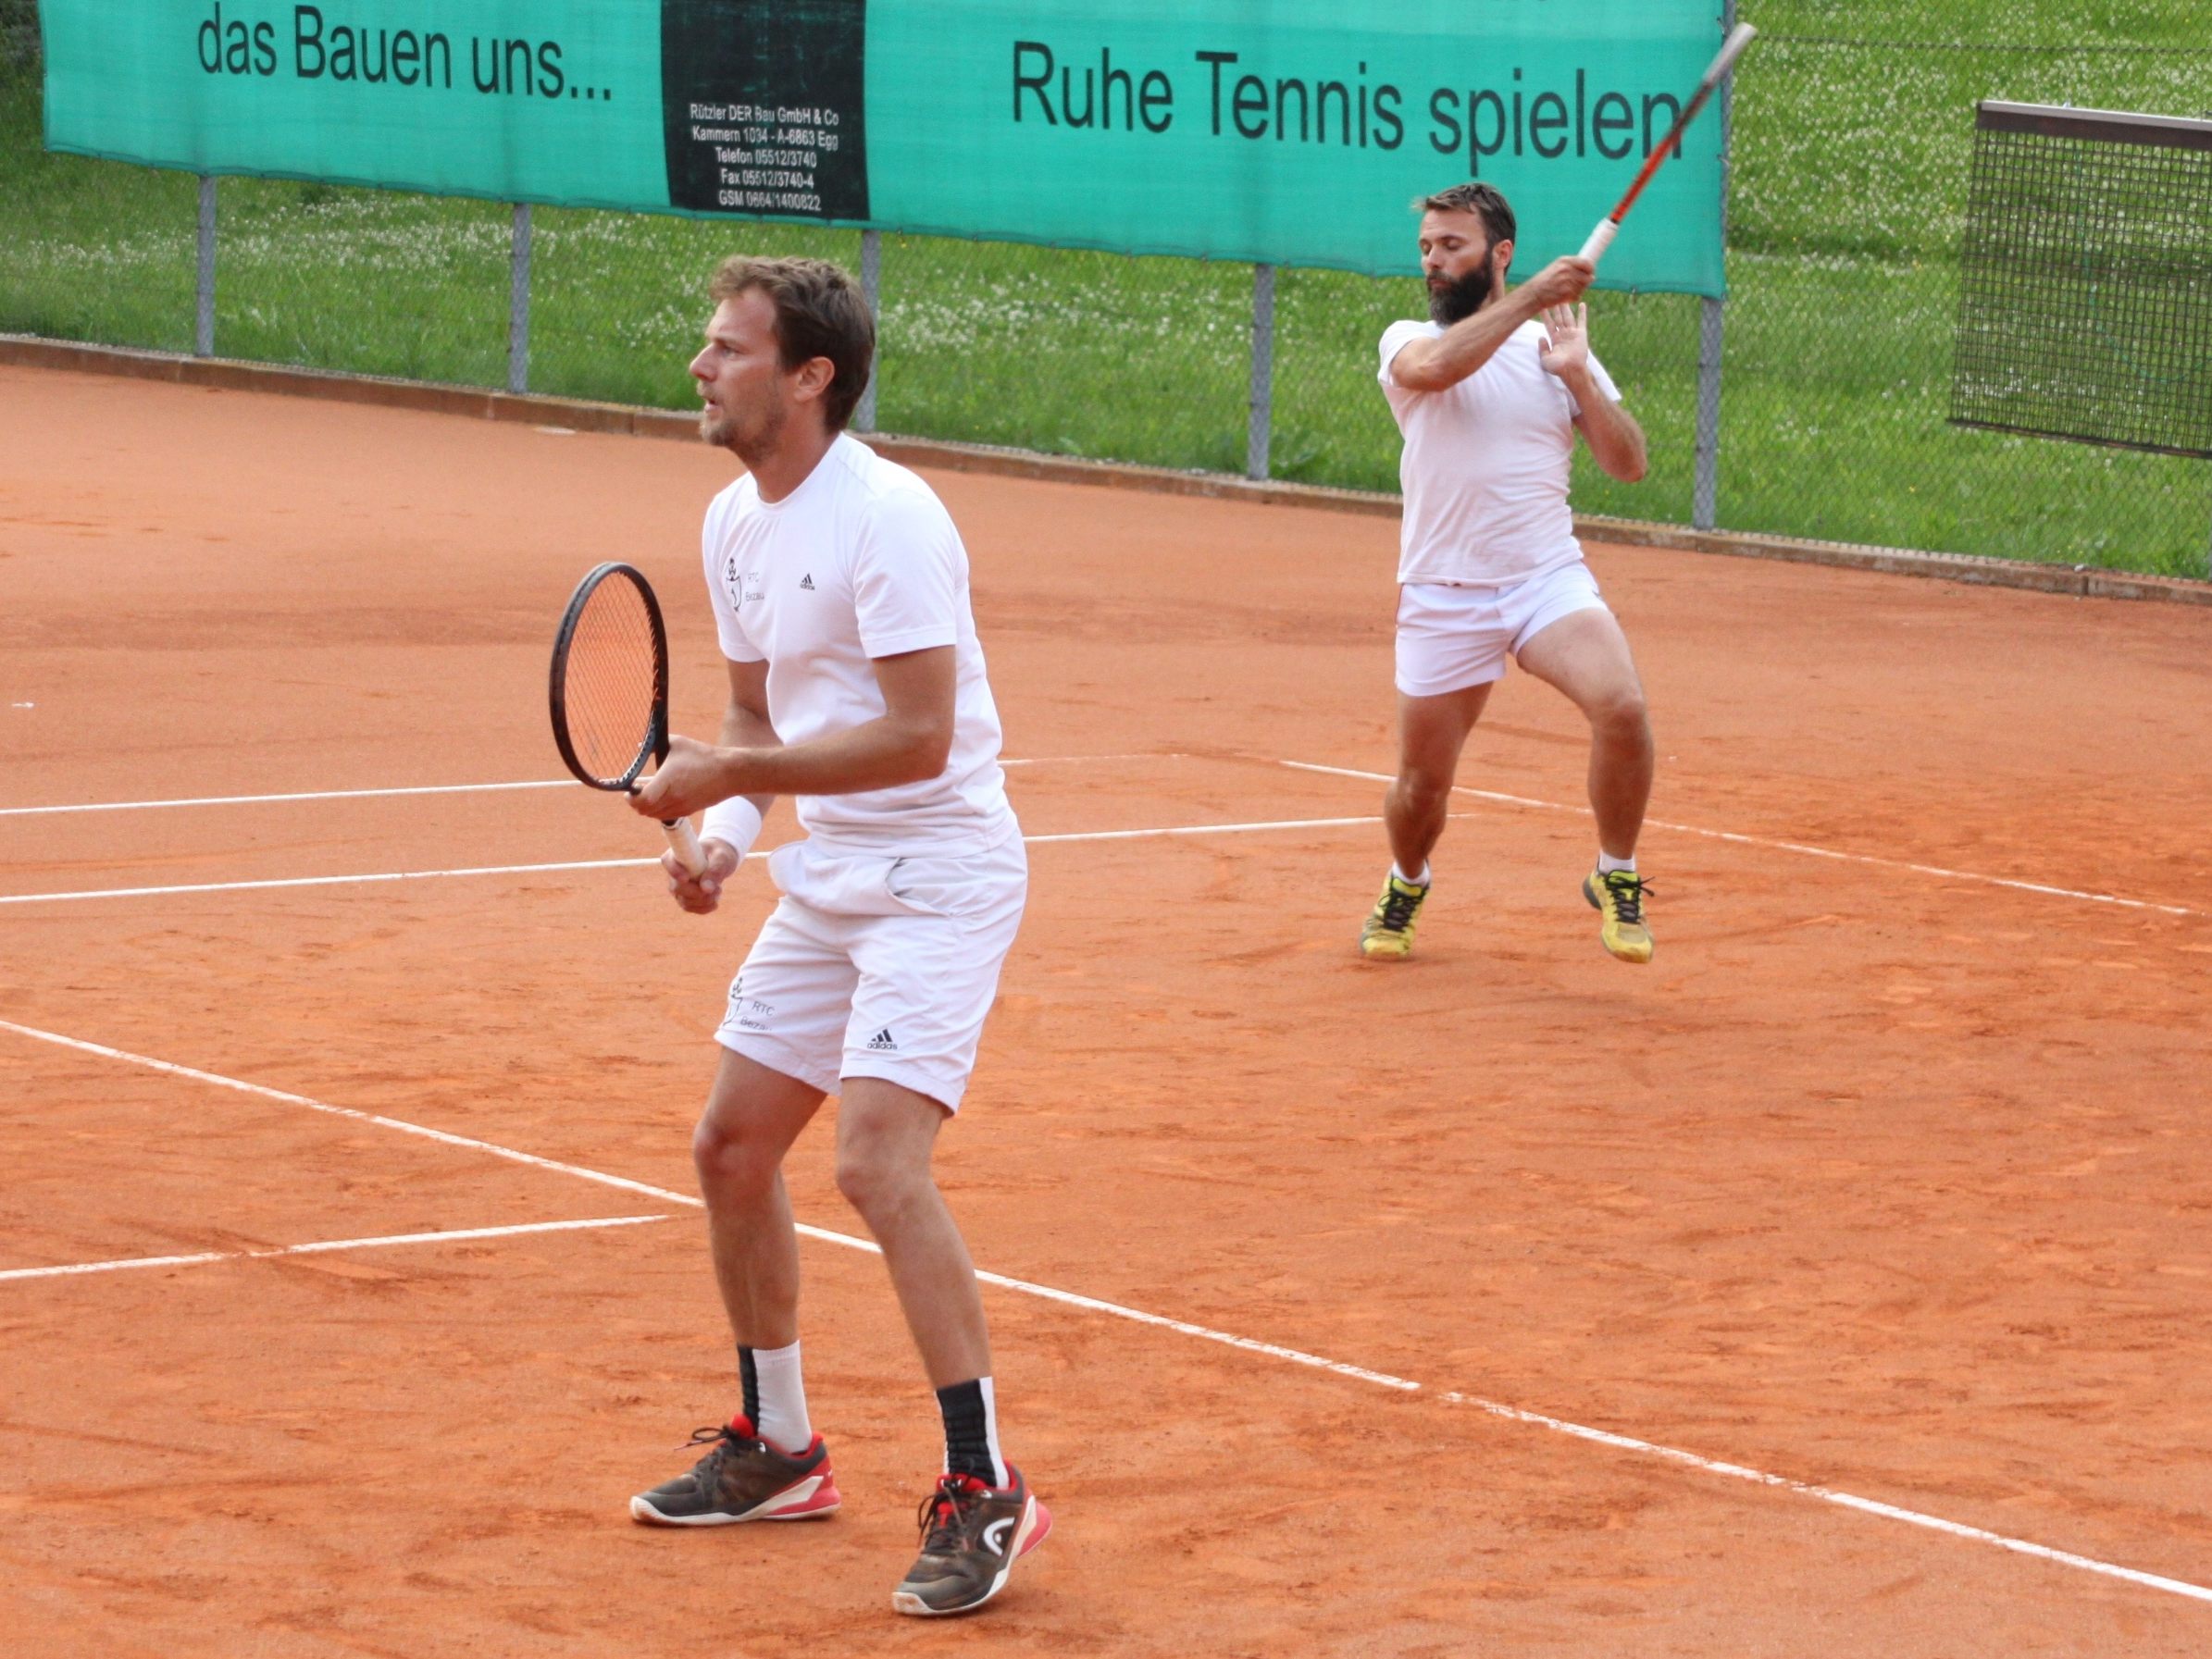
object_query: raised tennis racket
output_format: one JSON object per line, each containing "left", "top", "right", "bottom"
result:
{"left": 549, "top": 561, "right": 706, "bottom": 876}
{"left": 1578, "top": 22, "right": 1758, "bottom": 266}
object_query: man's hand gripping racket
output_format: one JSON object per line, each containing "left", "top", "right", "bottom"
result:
{"left": 1578, "top": 23, "right": 1758, "bottom": 267}
{"left": 548, "top": 561, "right": 708, "bottom": 878}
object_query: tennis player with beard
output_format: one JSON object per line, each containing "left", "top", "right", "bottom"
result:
{"left": 625, "top": 256, "right": 1047, "bottom": 1617}
{"left": 1360, "top": 182, "right": 1659, "bottom": 964}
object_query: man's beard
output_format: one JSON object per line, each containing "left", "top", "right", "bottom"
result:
{"left": 701, "top": 394, "right": 784, "bottom": 460}
{"left": 1427, "top": 261, "right": 1493, "bottom": 326}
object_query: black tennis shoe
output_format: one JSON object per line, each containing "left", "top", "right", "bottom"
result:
{"left": 628, "top": 1416, "right": 839, "bottom": 1525}
{"left": 891, "top": 1467, "right": 1051, "bottom": 1616}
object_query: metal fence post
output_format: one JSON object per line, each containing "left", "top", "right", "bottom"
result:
{"left": 507, "top": 204, "right": 531, "bottom": 395}
{"left": 1695, "top": 300, "right": 1721, "bottom": 529}
{"left": 1248, "top": 263, "right": 1274, "bottom": 481}
{"left": 855, "top": 229, "right": 882, "bottom": 433}
{"left": 1695, "top": 0, "right": 1737, "bottom": 531}
{"left": 194, "top": 176, "right": 216, "bottom": 358}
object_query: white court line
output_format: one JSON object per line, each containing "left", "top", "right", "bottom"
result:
{"left": 0, "top": 812, "right": 1463, "bottom": 906}
{"left": 1277, "top": 759, "right": 2200, "bottom": 920}
{"left": 3, "top": 1015, "right": 2204, "bottom": 1609}
{"left": 0, "top": 780, "right": 571, "bottom": 818}
{"left": 0, "top": 756, "right": 1161, "bottom": 819}
{"left": 0, "top": 1019, "right": 699, "bottom": 1207}
{"left": 0, "top": 1214, "right": 672, "bottom": 1283}
{"left": 1441, "top": 1392, "right": 2212, "bottom": 1607}
{"left": 0, "top": 857, "right": 663, "bottom": 907}
{"left": 1000, "top": 754, "right": 1173, "bottom": 767}
{"left": 1026, "top": 813, "right": 1392, "bottom": 845}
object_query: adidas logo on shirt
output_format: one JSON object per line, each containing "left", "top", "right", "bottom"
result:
{"left": 799, "top": 573, "right": 815, "bottom": 590}
{"left": 866, "top": 1027, "right": 898, "bottom": 1052}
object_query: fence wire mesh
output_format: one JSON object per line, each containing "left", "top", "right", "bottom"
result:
{"left": 1725, "top": 28, "right": 2212, "bottom": 574}
{"left": 1952, "top": 115, "right": 2212, "bottom": 458}
{"left": 4, "top": 11, "right": 2208, "bottom": 576}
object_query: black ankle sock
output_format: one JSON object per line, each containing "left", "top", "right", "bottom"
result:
{"left": 936, "top": 1378, "right": 1000, "bottom": 1485}
{"left": 739, "top": 1347, "right": 760, "bottom": 1428}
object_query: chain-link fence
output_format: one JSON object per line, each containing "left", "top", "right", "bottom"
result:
{"left": 4, "top": 12, "right": 2207, "bottom": 576}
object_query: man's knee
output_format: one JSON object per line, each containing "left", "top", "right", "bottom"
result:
{"left": 833, "top": 1138, "right": 928, "bottom": 1222}
{"left": 833, "top": 1103, "right": 940, "bottom": 1222}
{"left": 1587, "top": 685, "right": 1650, "bottom": 745}
{"left": 693, "top": 1105, "right": 782, "bottom": 1195}
{"left": 1392, "top": 764, "right": 1456, "bottom": 816}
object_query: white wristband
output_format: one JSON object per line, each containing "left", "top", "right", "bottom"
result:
{"left": 699, "top": 798, "right": 764, "bottom": 863}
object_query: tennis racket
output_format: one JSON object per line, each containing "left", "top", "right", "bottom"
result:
{"left": 1578, "top": 22, "right": 1758, "bottom": 266}
{"left": 548, "top": 561, "right": 706, "bottom": 876}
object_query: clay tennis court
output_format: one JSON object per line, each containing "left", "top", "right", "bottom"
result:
{"left": 3, "top": 362, "right": 2209, "bottom": 1655}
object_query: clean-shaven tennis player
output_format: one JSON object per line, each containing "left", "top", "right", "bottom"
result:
{"left": 626, "top": 256, "right": 1048, "bottom": 1617}
{"left": 1361, "top": 181, "right": 1658, "bottom": 964}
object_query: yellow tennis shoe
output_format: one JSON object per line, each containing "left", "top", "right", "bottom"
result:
{"left": 1360, "top": 873, "right": 1430, "bottom": 959}
{"left": 1583, "top": 869, "right": 1653, "bottom": 963}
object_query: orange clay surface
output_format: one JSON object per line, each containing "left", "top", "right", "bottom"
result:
{"left": 3, "top": 364, "right": 2210, "bottom": 1657}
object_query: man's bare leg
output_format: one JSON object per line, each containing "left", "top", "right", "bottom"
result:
{"left": 1362, "top": 680, "right": 1494, "bottom": 958}
{"left": 1516, "top": 605, "right": 1657, "bottom": 960}
{"left": 833, "top": 1076, "right": 990, "bottom": 1386}
{"left": 836, "top": 1075, "right": 1049, "bottom": 1619}
{"left": 692, "top": 1048, "right": 828, "bottom": 1350}
{"left": 1513, "top": 607, "right": 1653, "bottom": 859}
{"left": 628, "top": 1050, "right": 834, "bottom": 1529}
{"left": 1384, "top": 680, "right": 1495, "bottom": 878}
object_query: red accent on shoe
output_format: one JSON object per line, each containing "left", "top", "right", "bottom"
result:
{"left": 1019, "top": 1499, "right": 1053, "bottom": 1557}
{"left": 773, "top": 1467, "right": 843, "bottom": 1516}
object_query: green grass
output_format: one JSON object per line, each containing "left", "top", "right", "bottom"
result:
{"left": 1734, "top": 10, "right": 2212, "bottom": 262}
{"left": 0, "top": 68, "right": 196, "bottom": 352}
{"left": 528, "top": 211, "right": 859, "bottom": 409}
{"left": 4, "top": 11, "right": 2209, "bottom": 577}
{"left": 1722, "top": 252, "right": 2208, "bottom": 563}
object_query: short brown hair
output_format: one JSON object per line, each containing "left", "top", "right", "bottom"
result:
{"left": 709, "top": 255, "right": 875, "bottom": 430}
{"left": 1415, "top": 182, "right": 1517, "bottom": 253}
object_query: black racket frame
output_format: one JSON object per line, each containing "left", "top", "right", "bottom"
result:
{"left": 548, "top": 560, "right": 672, "bottom": 793}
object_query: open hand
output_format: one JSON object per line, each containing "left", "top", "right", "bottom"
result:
{"left": 1538, "top": 303, "right": 1592, "bottom": 380}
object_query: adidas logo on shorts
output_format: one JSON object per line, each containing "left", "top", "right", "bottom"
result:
{"left": 866, "top": 1027, "right": 897, "bottom": 1052}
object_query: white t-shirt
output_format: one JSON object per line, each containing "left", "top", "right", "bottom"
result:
{"left": 702, "top": 434, "right": 1016, "bottom": 855}
{"left": 1377, "top": 317, "right": 1621, "bottom": 588}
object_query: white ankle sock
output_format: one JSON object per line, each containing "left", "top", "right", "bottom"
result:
{"left": 1597, "top": 852, "right": 1636, "bottom": 875}
{"left": 744, "top": 1341, "right": 813, "bottom": 1454}
{"left": 1391, "top": 861, "right": 1431, "bottom": 887}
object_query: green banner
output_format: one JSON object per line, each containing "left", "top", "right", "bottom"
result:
{"left": 40, "top": 1, "right": 1729, "bottom": 294}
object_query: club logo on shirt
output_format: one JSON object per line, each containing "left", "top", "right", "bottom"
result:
{"left": 722, "top": 555, "right": 764, "bottom": 608}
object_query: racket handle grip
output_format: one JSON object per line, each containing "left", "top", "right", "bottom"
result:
{"left": 1578, "top": 219, "right": 1618, "bottom": 266}
{"left": 663, "top": 816, "right": 706, "bottom": 877}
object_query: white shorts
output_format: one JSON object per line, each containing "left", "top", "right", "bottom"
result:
{"left": 717, "top": 834, "right": 1026, "bottom": 1113}
{"left": 1394, "top": 561, "right": 1610, "bottom": 698}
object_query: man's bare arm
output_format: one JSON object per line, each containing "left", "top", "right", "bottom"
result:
{"left": 1572, "top": 390, "right": 1647, "bottom": 483}
{"left": 713, "top": 657, "right": 779, "bottom": 831}
{"left": 634, "top": 645, "right": 955, "bottom": 821}
{"left": 1389, "top": 256, "right": 1597, "bottom": 393}
{"left": 652, "top": 658, "right": 780, "bottom": 914}
{"left": 1536, "top": 302, "right": 1647, "bottom": 483}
